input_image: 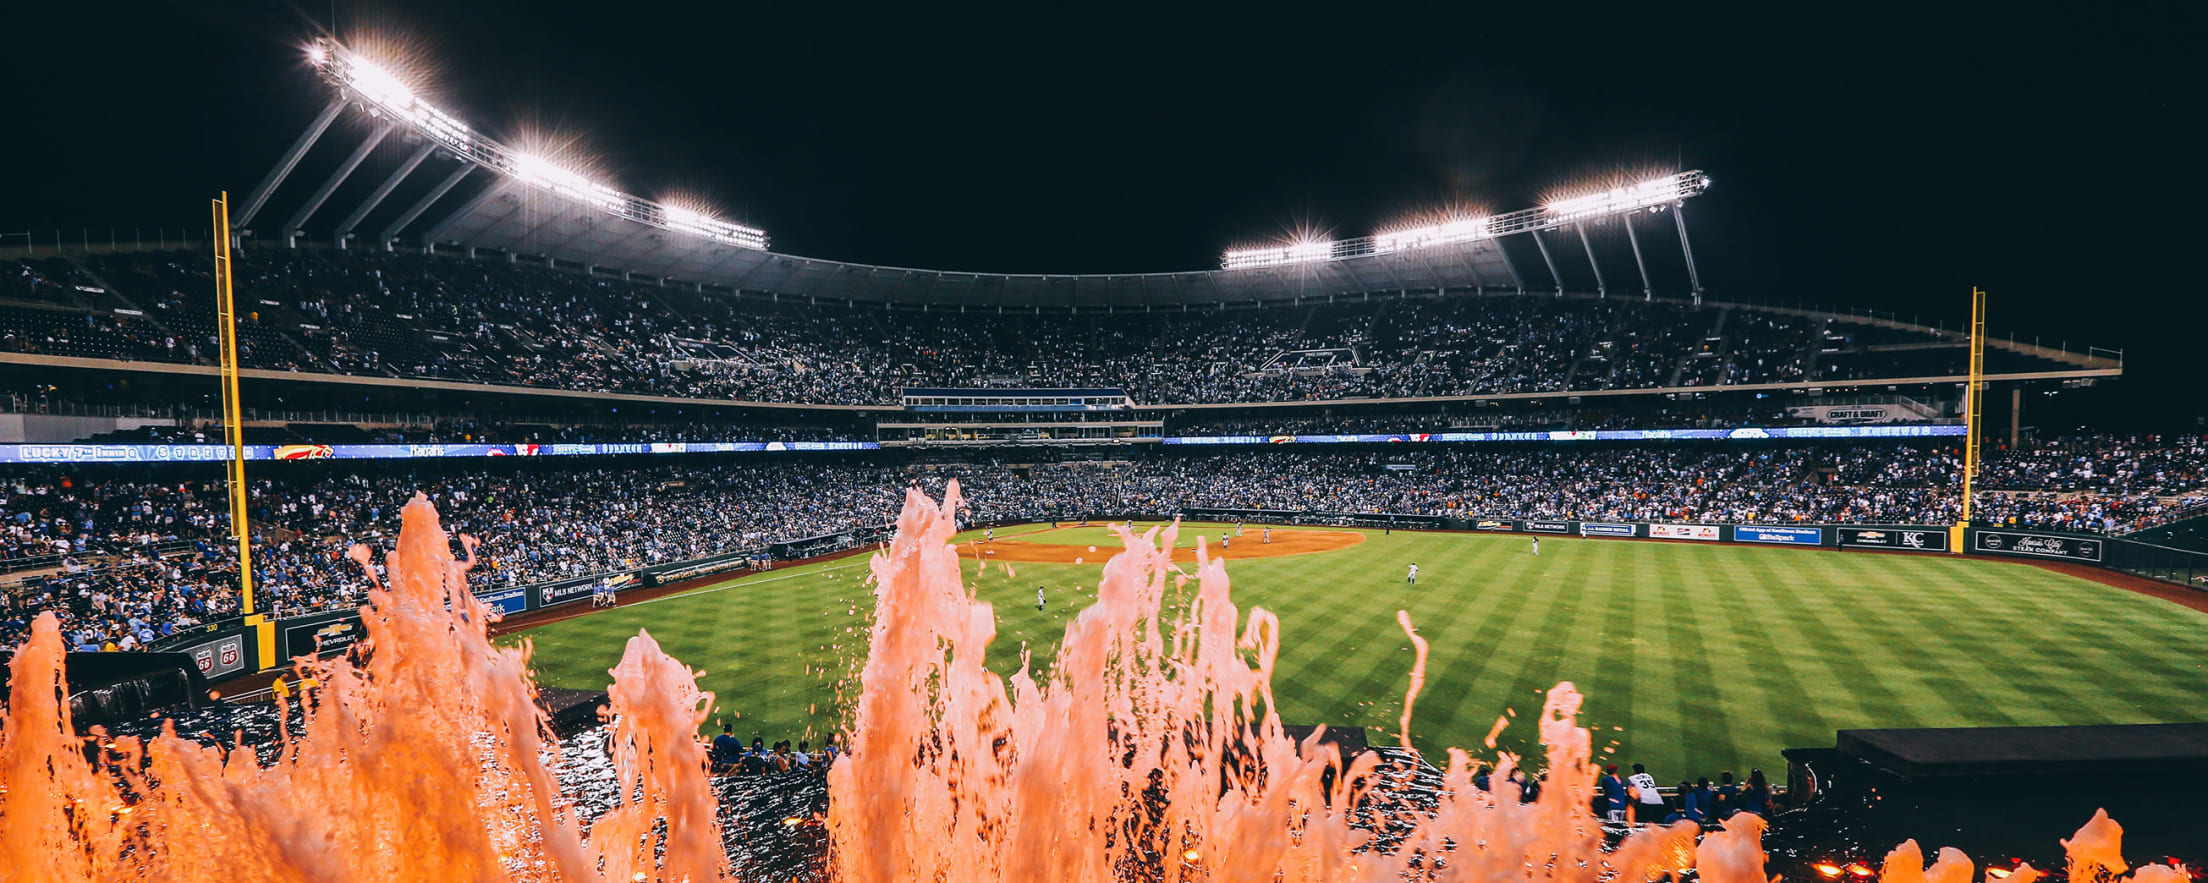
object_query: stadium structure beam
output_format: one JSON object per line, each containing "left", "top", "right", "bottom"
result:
{"left": 1575, "top": 223, "right": 1607, "bottom": 297}
{"left": 1530, "top": 229, "right": 1565, "bottom": 295}
{"left": 1448, "top": 242, "right": 1489, "bottom": 292}
{"left": 282, "top": 121, "right": 395, "bottom": 247}
{"left": 235, "top": 98, "right": 345, "bottom": 234}
{"left": 1623, "top": 212, "right": 1653, "bottom": 300}
{"left": 420, "top": 177, "right": 515, "bottom": 245}
{"left": 1404, "top": 247, "right": 1448, "bottom": 293}
{"left": 1364, "top": 255, "right": 1409, "bottom": 293}
{"left": 379, "top": 163, "right": 473, "bottom": 249}
{"left": 332, "top": 140, "right": 434, "bottom": 248}
{"left": 1490, "top": 239, "right": 1526, "bottom": 294}
{"left": 1674, "top": 204, "right": 1705, "bottom": 305}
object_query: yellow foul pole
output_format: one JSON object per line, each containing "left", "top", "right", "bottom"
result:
{"left": 1952, "top": 287, "right": 1986, "bottom": 552}
{"left": 212, "top": 193, "right": 256, "bottom": 614}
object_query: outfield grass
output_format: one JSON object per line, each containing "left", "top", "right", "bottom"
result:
{"left": 507, "top": 523, "right": 2208, "bottom": 781}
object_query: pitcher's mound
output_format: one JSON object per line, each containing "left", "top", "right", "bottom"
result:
{"left": 958, "top": 529, "right": 1363, "bottom": 564}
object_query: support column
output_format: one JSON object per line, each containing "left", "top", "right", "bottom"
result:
{"left": 1673, "top": 203, "right": 1705, "bottom": 305}
{"left": 1530, "top": 230, "right": 1565, "bottom": 295}
{"left": 2009, "top": 385, "right": 2021, "bottom": 448}
{"left": 419, "top": 176, "right": 512, "bottom": 244}
{"left": 235, "top": 99, "right": 345, "bottom": 232}
{"left": 333, "top": 141, "right": 434, "bottom": 247}
{"left": 1490, "top": 239, "right": 1525, "bottom": 294}
{"left": 282, "top": 122, "right": 395, "bottom": 247}
{"left": 1623, "top": 212, "right": 1653, "bottom": 300}
{"left": 1575, "top": 223, "right": 1606, "bottom": 297}
{"left": 379, "top": 164, "right": 474, "bottom": 249}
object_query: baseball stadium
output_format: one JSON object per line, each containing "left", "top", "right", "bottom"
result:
{"left": 1, "top": 5, "right": 2201, "bottom": 881}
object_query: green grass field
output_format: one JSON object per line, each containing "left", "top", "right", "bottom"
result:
{"left": 507, "top": 522, "right": 2208, "bottom": 780}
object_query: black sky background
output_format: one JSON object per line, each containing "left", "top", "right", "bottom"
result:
{"left": 3, "top": 2, "right": 2199, "bottom": 419}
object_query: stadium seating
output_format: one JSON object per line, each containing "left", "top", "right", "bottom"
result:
{"left": 0, "top": 248, "right": 2083, "bottom": 405}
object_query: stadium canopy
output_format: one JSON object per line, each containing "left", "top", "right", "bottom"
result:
{"left": 237, "top": 42, "right": 1708, "bottom": 309}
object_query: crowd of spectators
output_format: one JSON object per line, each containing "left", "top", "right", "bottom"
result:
{"left": 0, "top": 249, "right": 2058, "bottom": 406}
{"left": 5, "top": 434, "right": 2201, "bottom": 654}
{"left": 1166, "top": 404, "right": 1840, "bottom": 437}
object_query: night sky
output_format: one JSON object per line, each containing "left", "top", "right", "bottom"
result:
{"left": 4, "top": 3, "right": 2197, "bottom": 415}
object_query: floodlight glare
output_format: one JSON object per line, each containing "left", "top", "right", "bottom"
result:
{"left": 1222, "top": 238, "right": 1341, "bottom": 270}
{"left": 343, "top": 56, "right": 413, "bottom": 109}
{"left": 1373, "top": 216, "right": 1491, "bottom": 254}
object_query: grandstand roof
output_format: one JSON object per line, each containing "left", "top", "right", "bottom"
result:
{"left": 431, "top": 186, "right": 1527, "bottom": 306}
{"left": 234, "top": 44, "right": 1698, "bottom": 309}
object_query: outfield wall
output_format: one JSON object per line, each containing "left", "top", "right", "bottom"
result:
{"left": 1181, "top": 507, "right": 2208, "bottom": 588}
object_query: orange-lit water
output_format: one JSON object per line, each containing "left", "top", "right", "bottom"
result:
{"left": 0, "top": 486, "right": 2181, "bottom": 881}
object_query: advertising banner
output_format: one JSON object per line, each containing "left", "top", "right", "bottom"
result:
{"left": 479, "top": 587, "right": 527, "bottom": 616}
{"left": 179, "top": 631, "right": 250, "bottom": 680}
{"left": 1472, "top": 519, "right": 1518, "bottom": 531}
{"left": 280, "top": 611, "right": 365, "bottom": 660}
{"left": 1523, "top": 520, "right": 1572, "bottom": 534}
{"left": 1837, "top": 526, "right": 1948, "bottom": 552}
{"left": 1733, "top": 525, "right": 1825, "bottom": 545}
{"left": 1973, "top": 530, "right": 2104, "bottom": 562}
{"left": 1650, "top": 523, "right": 1722, "bottom": 541}
{"left": 536, "top": 575, "right": 600, "bottom": 609}
{"left": 1578, "top": 522, "right": 1638, "bottom": 538}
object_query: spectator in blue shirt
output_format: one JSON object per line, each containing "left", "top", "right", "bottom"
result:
{"left": 709, "top": 723, "right": 743, "bottom": 773}
{"left": 1598, "top": 765, "right": 1629, "bottom": 821}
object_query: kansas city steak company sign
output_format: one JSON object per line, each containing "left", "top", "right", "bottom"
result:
{"left": 1973, "top": 530, "right": 2103, "bottom": 562}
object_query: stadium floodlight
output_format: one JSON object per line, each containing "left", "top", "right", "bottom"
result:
{"left": 1373, "top": 215, "right": 1492, "bottom": 254}
{"left": 511, "top": 152, "right": 626, "bottom": 211}
{"left": 1222, "top": 237, "right": 1342, "bottom": 270}
{"left": 307, "top": 39, "right": 769, "bottom": 251}
{"left": 1220, "top": 170, "right": 1707, "bottom": 269}
{"left": 1545, "top": 173, "right": 1709, "bottom": 222}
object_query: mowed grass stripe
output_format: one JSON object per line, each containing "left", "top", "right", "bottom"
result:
{"left": 1658, "top": 545, "right": 1745, "bottom": 778}
{"left": 1410, "top": 534, "right": 1540, "bottom": 746}
{"left": 1696, "top": 547, "right": 1839, "bottom": 762}
{"left": 1895, "top": 560, "right": 2118, "bottom": 727}
{"left": 1317, "top": 530, "right": 1500, "bottom": 745}
{"left": 1799, "top": 553, "right": 2028, "bottom": 729}
{"left": 1921, "top": 561, "right": 2208, "bottom": 720}
{"left": 509, "top": 527, "right": 2208, "bottom": 777}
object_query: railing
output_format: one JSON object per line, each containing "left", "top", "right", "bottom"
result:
{"left": 2104, "top": 538, "right": 2208, "bottom": 590}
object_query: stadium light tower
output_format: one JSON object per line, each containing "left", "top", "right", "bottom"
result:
{"left": 1221, "top": 171, "right": 1711, "bottom": 302}
{"left": 239, "top": 39, "right": 769, "bottom": 252}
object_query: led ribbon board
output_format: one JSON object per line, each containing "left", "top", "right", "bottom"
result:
{"left": 0, "top": 441, "right": 878, "bottom": 464}
{"left": 1161, "top": 425, "right": 1968, "bottom": 445}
